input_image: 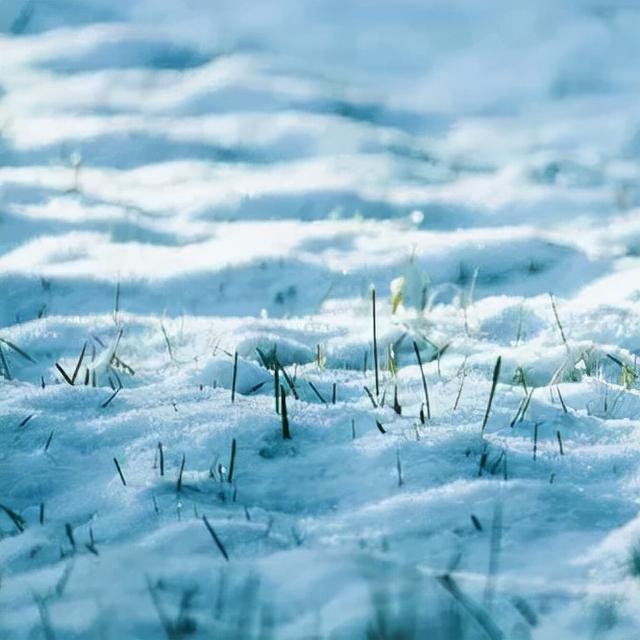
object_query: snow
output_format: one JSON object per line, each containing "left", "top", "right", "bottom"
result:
{"left": 2, "top": 1, "right": 640, "bottom": 638}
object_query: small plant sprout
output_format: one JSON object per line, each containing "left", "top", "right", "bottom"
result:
{"left": 481, "top": 356, "right": 502, "bottom": 433}
{"left": 376, "top": 420, "right": 386, "bottom": 434}
{"left": 533, "top": 423, "right": 539, "bottom": 461}
{"left": 158, "top": 442, "right": 165, "bottom": 476}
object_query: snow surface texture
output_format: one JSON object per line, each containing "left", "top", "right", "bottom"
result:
{"left": 2, "top": 1, "right": 640, "bottom": 638}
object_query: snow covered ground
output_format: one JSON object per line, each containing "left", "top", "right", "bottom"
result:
{"left": 2, "top": 1, "right": 640, "bottom": 638}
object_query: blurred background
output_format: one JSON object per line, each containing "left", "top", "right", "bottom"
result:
{"left": 1, "top": 0, "right": 640, "bottom": 320}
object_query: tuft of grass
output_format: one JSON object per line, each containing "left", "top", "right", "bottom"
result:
{"left": 533, "top": 423, "right": 539, "bottom": 461}
{"left": 376, "top": 420, "right": 386, "bottom": 434}
{"left": 481, "top": 356, "right": 501, "bottom": 433}
{"left": 44, "top": 430, "right": 54, "bottom": 453}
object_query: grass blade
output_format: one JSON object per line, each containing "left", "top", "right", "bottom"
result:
{"left": 481, "top": 356, "right": 501, "bottom": 433}
{"left": 413, "top": 340, "right": 431, "bottom": 420}
{"left": 203, "top": 515, "right": 230, "bottom": 561}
